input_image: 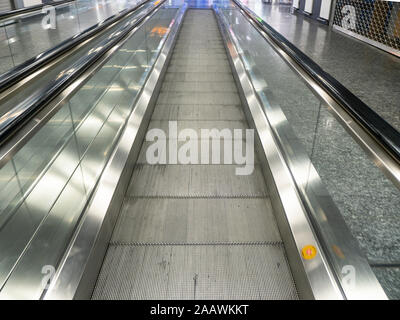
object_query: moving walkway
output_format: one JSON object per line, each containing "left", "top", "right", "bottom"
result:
{"left": 0, "top": 0, "right": 154, "bottom": 137}
{"left": 0, "top": 0, "right": 399, "bottom": 299}
{"left": 0, "top": 0, "right": 145, "bottom": 77}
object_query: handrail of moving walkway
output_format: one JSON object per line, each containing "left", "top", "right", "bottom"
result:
{"left": 0, "top": 0, "right": 150, "bottom": 95}
{"left": 233, "top": 0, "right": 400, "bottom": 172}
{"left": 0, "top": 0, "right": 75, "bottom": 22}
{"left": 0, "top": 0, "right": 164, "bottom": 146}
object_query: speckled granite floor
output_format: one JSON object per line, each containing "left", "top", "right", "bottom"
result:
{"left": 373, "top": 266, "right": 400, "bottom": 300}
{"left": 242, "top": 0, "right": 400, "bottom": 133}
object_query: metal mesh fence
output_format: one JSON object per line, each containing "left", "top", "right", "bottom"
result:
{"left": 333, "top": 0, "right": 400, "bottom": 53}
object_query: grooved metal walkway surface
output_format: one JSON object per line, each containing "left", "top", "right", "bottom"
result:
{"left": 92, "top": 9, "right": 298, "bottom": 300}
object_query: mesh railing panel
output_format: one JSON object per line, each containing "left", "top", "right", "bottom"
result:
{"left": 333, "top": 0, "right": 400, "bottom": 54}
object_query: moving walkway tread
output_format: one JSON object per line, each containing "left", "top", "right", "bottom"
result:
{"left": 92, "top": 9, "right": 298, "bottom": 300}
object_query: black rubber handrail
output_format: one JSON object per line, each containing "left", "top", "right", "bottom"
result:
{"left": 233, "top": 0, "right": 400, "bottom": 163}
{"left": 0, "top": 0, "right": 149, "bottom": 93}
{"left": 0, "top": 0, "right": 75, "bottom": 21}
{"left": 0, "top": 0, "right": 165, "bottom": 142}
